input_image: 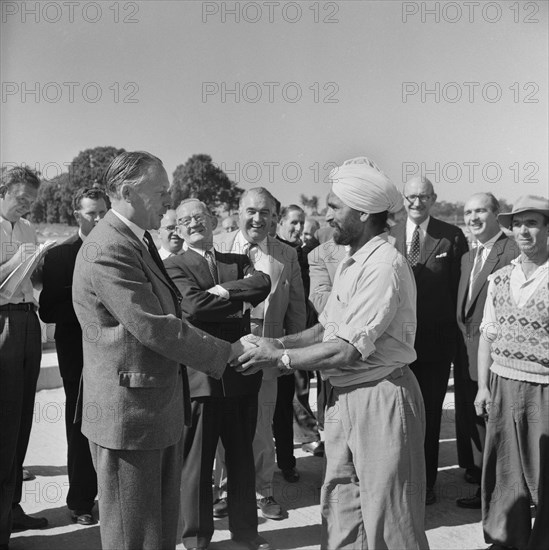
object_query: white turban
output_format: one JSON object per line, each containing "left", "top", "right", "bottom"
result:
{"left": 330, "top": 157, "right": 404, "bottom": 214}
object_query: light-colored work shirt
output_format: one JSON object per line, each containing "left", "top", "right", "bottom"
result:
{"left": 0, "top": 214, "right": 38, "bottom": 305}
{"left": 319, "top": 233, "right": 417, "bottom": 387}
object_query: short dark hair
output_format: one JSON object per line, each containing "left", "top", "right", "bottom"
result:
{"left": 1, "top": 166, "right": 41, "bottom": 191}
{"left": 279, "top": 204, "right": 305, "bottom": 221}
{"left": 72, "top": 187, "right": 108, "bottom": 211}
{"left": 103, "top": 151, "right": 163, "bottom": 199}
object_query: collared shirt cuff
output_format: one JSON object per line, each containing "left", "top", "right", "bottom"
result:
{"left": 207, "top": 285, "right": 230, "bottom": 299}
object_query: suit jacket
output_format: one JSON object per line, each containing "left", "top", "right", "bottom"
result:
{"left": 72, "top": 210, "right": 231, "bottom": 451}
{"left": 164, "top": 248, "right": 270, "bottom": 398}
{"left": 391, "top": 217, "right": 469, "bottom": 362}
{"left": 456, "top": 234, "right": 519, "bottom": 380}
{"left": 39, "top": 233, "right": 83, "bottom": 381}
{"left": 307, "top": 239, "right": 347, "bottom": 315}
{"left": 214, "top": 231, "right": 307, "bottom": 340}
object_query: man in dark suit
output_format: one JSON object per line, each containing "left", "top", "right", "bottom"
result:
{"left": 39, "top": 187, "right": 107, "bottom": 525}
{"left": 164, "top": 199, "right": 271, "bottom": 550}
{"left": 454, "top": 192, "right": 518, "bottom": 509}
{"left": 72, "top": 152, "right": 245, "bottom": 550}
{"left": 391, "top": 176, "right": 469, "bottom": 504}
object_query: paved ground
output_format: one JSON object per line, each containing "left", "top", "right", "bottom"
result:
{"left": 12, "top": 352, "right": 487, "bottom": 550}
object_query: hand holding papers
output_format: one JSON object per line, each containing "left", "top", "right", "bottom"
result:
{"left": 0, "top": 240, "right": 56, "bottom": 301}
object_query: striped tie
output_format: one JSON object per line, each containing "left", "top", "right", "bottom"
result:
{"left": 204, "top": 250, "right": 219, "bottom": 285}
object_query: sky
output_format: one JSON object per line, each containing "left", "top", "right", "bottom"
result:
{"left": 1, "top": 0, "right": 548, "bottom": 208}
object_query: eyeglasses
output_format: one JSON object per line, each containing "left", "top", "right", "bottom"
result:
{"left": 405, "top": 194, "right": 433, "bottom": 203}
{"left": 177, "top": 214, "right": 207, "bottom": 228}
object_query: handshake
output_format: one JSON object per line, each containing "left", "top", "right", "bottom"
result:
{"left": 227, "top": 335, "right": 283, "bottom": 375}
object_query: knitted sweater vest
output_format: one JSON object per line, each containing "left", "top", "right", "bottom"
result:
{"left": 490, "top": 264, "right": 549, "bottom": 384}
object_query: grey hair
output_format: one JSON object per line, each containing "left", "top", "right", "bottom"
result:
{"left": 103, "top": 151, "right": 163, "bottom": 199}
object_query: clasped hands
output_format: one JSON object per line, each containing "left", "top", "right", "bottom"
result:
{"left": 228, "top": 335, "right": 282, "bottom": 375}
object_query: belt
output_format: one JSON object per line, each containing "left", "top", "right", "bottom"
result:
{"left": 0, "top": 303, "right": 37, "bottom": 312}
{"left": 333, "top": 366, "right": 408, "bottom": 395}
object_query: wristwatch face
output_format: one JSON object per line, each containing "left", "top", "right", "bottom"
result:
{"left": 281, "top": 351, "right": 291, "bottom": 368}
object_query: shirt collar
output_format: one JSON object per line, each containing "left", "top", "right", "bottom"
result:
{"left": 406, "top": 215, "right": 430, "bottom": 235}
{"left": 112, "top": 209, "right": 146, "bottom": 243}
{"left": 187, "top": 244, "right": 215, "bottom": 258}
{"left": 342, "top": 233, "right": 389, "bottom": 266}
{"left": 475, "top": 230, "right": 502, "bottom": 250}
{"left": 234, "top": 230, "right": 268, "bottom": 253}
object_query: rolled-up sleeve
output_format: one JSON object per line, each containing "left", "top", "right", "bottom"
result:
{"left": 320, "top": 260, "right": 399, "bottom": 361}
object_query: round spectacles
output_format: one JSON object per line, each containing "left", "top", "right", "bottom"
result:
{"left": 405, "top": 194, "right": 433, "bottom": 203}
{"left": 177, "top": 214, "right": 207, "bottom": 228}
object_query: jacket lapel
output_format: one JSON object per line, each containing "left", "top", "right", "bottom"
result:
{"left": 458, "top": 250, "right": 474, "bottom": 319}
{"left": 106, "top": 211, "right": 177, "bottom": 298}
{"left": 185, "top": 249, "right": 215, "bottom": 288}
{"left": 465, "top": 234, "right": 508, "bottom": 315}
{"left": 418, "top": 218, "right": 441, "bottom": 272}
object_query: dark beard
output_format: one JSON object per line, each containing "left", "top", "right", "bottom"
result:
{"left": 333, "top": 226, "right": 352, "bottom": 246}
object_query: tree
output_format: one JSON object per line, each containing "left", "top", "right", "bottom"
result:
{"left": 171, "top": 154, "right": 243, "bottom": 212}
{"left": 69, "top": 146, "right": 126, "bottom": 188}
{"left": 300, "top": 194, "right": 320, "bottom": 215}
{"left": 31, "top": 173, "right": 75, "bottom": 224}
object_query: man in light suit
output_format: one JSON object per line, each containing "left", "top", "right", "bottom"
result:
{"left": 454, "top": 192, "right": 518, "bottom": 509}
{"left": 72, "top": 151, "right": 243, "bottom": 550}
{"left": 39, "top": 187, "right": 107, "bottom": 525}
{"left": 215, "top": 188, "right": 306, "bottom": 520}
{"left": 391, "top": 176, "right": 469, "bottom": 504}
{"left": 165, "top": 199, "right": 271, "bottom": 550}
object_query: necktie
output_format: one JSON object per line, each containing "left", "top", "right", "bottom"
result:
{"left": 408, "top": 225, "right": 420, "bottom": 267}
{"left": 244, "top": 242, "right": 258, "bottom": 264}
{"left": 468, "top": 245, "right": 484, "bottom": 300}
{"left": 204, "top": 250, "right": 219, "bottom": 285}
{"left": 143, "top": 231, "right": 183, "bottom": 304}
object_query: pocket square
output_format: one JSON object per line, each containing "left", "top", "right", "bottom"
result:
{"left": 435, "top": 252, "right": 448, "bottom": 259}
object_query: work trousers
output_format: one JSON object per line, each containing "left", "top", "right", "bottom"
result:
{"left": 321, "top": 367, "right": 429, "bottom": 550}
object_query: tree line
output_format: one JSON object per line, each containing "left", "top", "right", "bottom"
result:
{"left": 3, "top": 145, "right": 511, "bottom": 225}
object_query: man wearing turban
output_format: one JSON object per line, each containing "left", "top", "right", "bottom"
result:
{"left": 233, "top": 158, "right": 429, "bottom": 549}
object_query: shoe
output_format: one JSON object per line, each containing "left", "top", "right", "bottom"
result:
{"left": 22, "top": 468, "right": 35, "bottom": 481}
{"left": 257, "top": 496, "right": 284, "bottom": 520}
{"left": 187, "top": 547, "right": 207, "bottom": 550}
{"left": 233, "top": 535, "right": 271, "bottom": 550}
{"left": 212, "top": 497, "right": 228, "bottom": 518}
{"left": 281, "top": 467, "right": 300, "bottom": 483}
{"left": 486, "top": 545, "right": 519, "bottom": 550}
{"left": 425, "top": 487, "right": 436, "bottom": 505}
{"left": 70, "top": 509, "right": 96, "bottom": 525}
{"left": 464, "top": 467, "right": 481, "bottom": 484}
{"left": 11, "top": 505, "right": 48, "bottom": 531}
{"left": 456, "top": 494, "right": 481, "bottom": 509}
{"left": 301, "top": 441, "right": 325, "bottom": 457}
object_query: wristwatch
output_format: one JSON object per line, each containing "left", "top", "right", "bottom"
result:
{"left": 280, "top": 350, "right": 292, "bottom": 370}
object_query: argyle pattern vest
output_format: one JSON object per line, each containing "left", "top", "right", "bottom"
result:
{"left": 490, "top": 265, "right": 549, "bottom": 384}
